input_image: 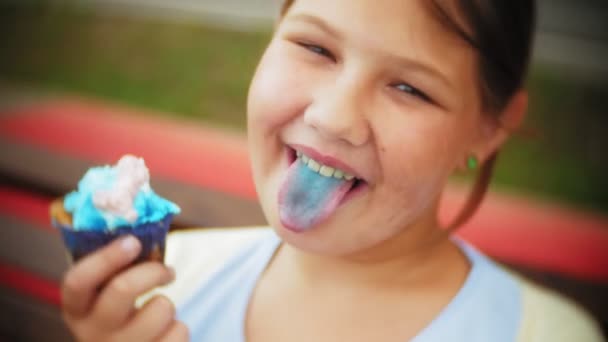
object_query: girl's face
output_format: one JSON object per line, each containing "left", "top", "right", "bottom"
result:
{"left": 247, "top": 0, "right": 486, "bottom": 255}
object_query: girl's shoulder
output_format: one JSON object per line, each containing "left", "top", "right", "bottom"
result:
{"left": 456, "top": 240, "right": 604, "bottom": 342}
{"left": 514, "top": 276, "right": 604, "bottom": 342}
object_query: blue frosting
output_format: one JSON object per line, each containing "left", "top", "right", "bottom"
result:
{"left": 64, "top": 165, "right": 180, "bottom": 231}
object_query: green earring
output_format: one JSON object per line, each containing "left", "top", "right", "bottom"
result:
{"left": 467, "top": 155, "right": 478, "bottom": 170}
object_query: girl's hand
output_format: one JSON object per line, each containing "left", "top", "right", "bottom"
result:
{"left": 61, "top": 235, "right": 189, "bottom": 341}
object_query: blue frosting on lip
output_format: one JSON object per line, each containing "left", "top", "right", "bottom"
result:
{"left": 64, "top": 165, "right": 180, "bottom": 231}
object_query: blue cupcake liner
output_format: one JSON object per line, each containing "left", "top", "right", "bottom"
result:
{"left": 52, "top": 214, "right": 173, "bottom": 264}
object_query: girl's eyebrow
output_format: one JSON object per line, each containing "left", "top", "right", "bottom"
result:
{"left": 383, "top": 54, "right": 454, "bottom": 92}
{"left": 285, "top": 13, "right": 344, "bottom": 40}
{"left": 285, "top": 13, "right": 453, "bottom": 91}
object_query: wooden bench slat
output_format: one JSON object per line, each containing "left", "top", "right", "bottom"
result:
{"left": 0, "top": 215, "right": 68, "bottom": 282}
{"left": 0, "top": 286, "right": 71, "bottom": 341}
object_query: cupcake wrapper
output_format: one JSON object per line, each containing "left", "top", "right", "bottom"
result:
{"left": 53, "top": 215, "right": 173, "bottom": 264}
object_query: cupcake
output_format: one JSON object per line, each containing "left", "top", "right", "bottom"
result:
{"left": 50, "top": 155, "right": 180, "bottom": 264}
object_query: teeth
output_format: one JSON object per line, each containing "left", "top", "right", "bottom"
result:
{"left": 319, "top": 165, "right": 335, "bottom": 177}
{"left": 297, "top": 152, "right": 358, "bottom": 181}
{"left": 307, "top": 159, "right": 321, "bottom": 172}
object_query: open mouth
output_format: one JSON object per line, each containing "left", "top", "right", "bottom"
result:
{"left": 286, "top": 146, "right": 368, "bottom": 197}
{"left": 279, "top": 146, "right": 368, "bottom": 232}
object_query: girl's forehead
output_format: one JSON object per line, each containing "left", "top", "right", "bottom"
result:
{"left": 284, "top": 0, "right": 475, "bottom": 83}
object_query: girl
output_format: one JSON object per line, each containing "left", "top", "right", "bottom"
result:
{"left": 60, "top": 0, "right": 603, "bottom": 341}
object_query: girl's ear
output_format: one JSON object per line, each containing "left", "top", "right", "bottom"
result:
{"left": 475, "top": 90, "right": 528, "bottom": 164}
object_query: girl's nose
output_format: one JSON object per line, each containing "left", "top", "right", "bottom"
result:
{"left": 303, "top": 73, "right": 371, "bottom": 147}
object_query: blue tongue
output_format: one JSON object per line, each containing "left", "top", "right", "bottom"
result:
{"left": 278, "top": 159, "right": 353, "bottom": 232}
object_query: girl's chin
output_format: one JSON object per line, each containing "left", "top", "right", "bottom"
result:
{"left": 271, "top": 220, "right": 372, "bottom": 257}
{"left": 270, "top": 206, "right": 363, "bottom": 254}
{"left": 272, "top": 223, "right": 340, "bottom": 255}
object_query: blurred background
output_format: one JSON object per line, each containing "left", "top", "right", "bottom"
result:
{"left": 0, "top": 0, "right": 607, "bottom": 341}
{"left": 1, "top": 0, "right": 606, "bottom": 213}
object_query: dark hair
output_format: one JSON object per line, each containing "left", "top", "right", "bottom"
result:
{"left": 427, "top": 0, "right": 536, "bottom": 113}
{"left": 424, "top": 1, "right": 536, "bottom": 230}
{"left": 280, "top": 0, "right": 537, "bottom": 229}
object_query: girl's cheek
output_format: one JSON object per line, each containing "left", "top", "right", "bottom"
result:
{"left": 248, "top": 43, "right": 311, "bottom": 134}
{"left": 378, "top": 117, "right": 457, "bottom": 196}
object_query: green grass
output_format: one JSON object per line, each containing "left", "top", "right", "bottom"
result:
{"left": 0, "top": 4, "right": 270, "bottom": 128}
{"left": 494, "top": 66, "right": 608, "bottom": 211}
{"left": 1, "top": 4, "right": 607, "bottom": 214}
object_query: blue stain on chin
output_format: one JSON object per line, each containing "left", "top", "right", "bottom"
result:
{"left": 64, "top": 166, "right": 180, "bottom": 231}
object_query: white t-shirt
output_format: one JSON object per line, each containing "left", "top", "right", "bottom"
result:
{"left": 152, "top": 228, "right": 603, "bottom": 342}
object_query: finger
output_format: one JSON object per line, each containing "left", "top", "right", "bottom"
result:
{"left": 91, "top": 262, "right": 175, "bottom": 329}
{"left": 157, "top": 321, "right": 189, "bottom": 342}
{"left": 119, "top": 295, "right": 176, "bottom": 341}
{"left": 62, "top": 235, "right": 141, "bottom": 318}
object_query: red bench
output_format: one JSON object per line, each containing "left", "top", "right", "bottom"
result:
{"left": 1, "top": 98, "right": 607, "bottom": 340}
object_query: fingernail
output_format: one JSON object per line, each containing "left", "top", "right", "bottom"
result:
{"left": 121, "top": 235, "right": 139, "bottom": 254}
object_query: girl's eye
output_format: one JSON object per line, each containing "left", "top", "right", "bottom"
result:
{"left": 297, "top": 42, "right": 336, "bottom": 62}
{"left": 392, "top": 82, "right": 432, "bottom": 103}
